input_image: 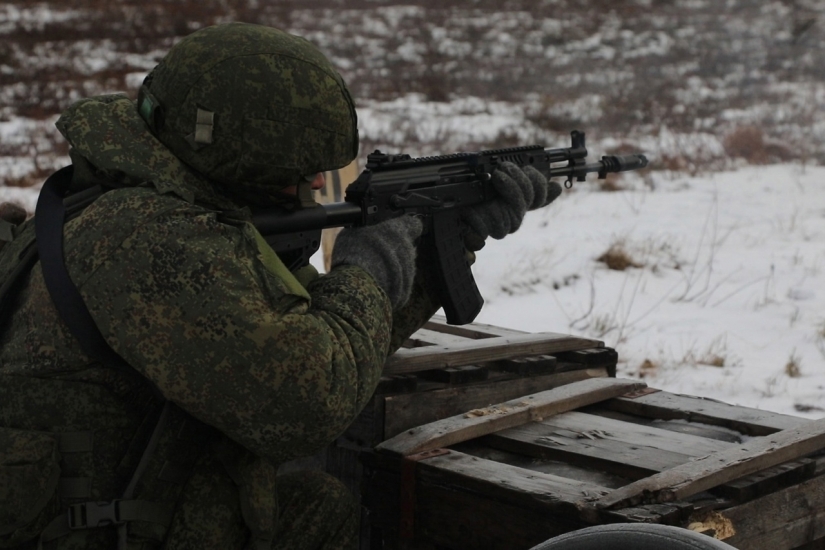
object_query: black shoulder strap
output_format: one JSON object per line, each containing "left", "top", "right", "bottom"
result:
{"left": 34, "top": 165, "right": 132, "bottom": 370}
{"left": 33, "top": 167, "right": 180, "bottom": 550}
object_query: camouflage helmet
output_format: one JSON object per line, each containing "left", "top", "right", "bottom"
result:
{"left": 137, "top": 22, "right": 359, "bottom": 204}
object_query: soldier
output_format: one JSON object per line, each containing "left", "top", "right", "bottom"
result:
{"left": 0, "top": 22, "right": 559, "bottom": 550}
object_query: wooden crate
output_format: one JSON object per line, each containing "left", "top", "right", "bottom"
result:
{"left": 281, "top": 316, "right": 618, "bottom": 547}
{"left": 362, "top": 378, "right": 825, "bottom": 550}
{"left": 316, "top": 316, "right": 617, "bottom": 497}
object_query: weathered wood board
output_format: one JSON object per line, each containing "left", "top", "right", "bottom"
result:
{"left": 604, "top": 390, "right": 805, "bottom": 435}
{"left": 590, "top": 415, "right": 825, "bottom": 511}
{"left": 361, "top": 381, "right": 825, "bottom": 550}
{"left": 378, "top": 378, "right": 645, "bottom": 456}
{"left": 298, "top": 316, "right": 622, "bottom": 550}
{"left": 385, "top": 332, "right": 604, "bottom": 375}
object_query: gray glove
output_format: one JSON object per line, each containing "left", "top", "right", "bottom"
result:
{"left": 461, "top": 162, "right": 562, "bottom": 250}
{"left": 331, "top": 215, "right": 423, "bottom": 309}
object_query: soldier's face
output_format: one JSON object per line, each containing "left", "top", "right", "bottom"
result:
{"left": 281, "top": 173, "right": 326, "bottom": 195}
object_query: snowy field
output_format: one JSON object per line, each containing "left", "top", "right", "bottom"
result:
{"left": 470, "top": 163, "right": 825, "bottom": 419}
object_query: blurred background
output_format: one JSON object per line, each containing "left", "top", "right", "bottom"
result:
{"left": 1, "top": 0, "right": 825, "bottom": 202}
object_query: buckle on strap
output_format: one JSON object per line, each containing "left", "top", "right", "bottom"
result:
{"left": 67, "top": 500, "right": 124, "bottom": 529}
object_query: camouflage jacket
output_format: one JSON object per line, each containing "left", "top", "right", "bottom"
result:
{"left": 0, "top": 95, "right": 439, "bottom": 549}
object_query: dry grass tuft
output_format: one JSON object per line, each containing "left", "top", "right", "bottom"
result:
{"left": 723, "top": 126, "right": 796, "bottom": 165}
{"left": 682, "top": 336, "right": 731, "bottom": 368}
{"left": 597, "top": 241, "right": 644, "bottom": 271}
{"left": 597, "top": 173, "right": 624, "bottom": 192}
{"left": 701, "top": 354, "right": 726, "bottom": 368}
{"left": 785, "top": 351, "right": 802, "bottom": 378}
{"left": 637, "top": 358, "right": 659, "bottom": 379}
{"left": 723, "top": 126, "right": 767, "bottom": 163}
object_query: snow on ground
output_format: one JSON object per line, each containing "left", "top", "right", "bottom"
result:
{"left": 469, "top": 163, "right": 825, "bottom": 419}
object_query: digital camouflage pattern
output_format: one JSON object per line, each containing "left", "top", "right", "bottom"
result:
{"left": 142, "top": 22, "right": 359, "bottom": 205}
{"left": 0, "top": 25, "right": 439, "bottom": 550}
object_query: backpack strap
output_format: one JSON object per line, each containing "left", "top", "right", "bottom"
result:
{"left": 35, "top": 165, "right": 133, "bottom": 372}
{"left": 32, "top": 167, "right": 182, "bottom": 550}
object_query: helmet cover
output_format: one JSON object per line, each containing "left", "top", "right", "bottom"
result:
{"left": 139, "top": 22, "right": 359, "bottom": 201}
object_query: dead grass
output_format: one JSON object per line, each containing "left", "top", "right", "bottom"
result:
{"left": 637, "top": 358, "right": 659, "bottom": 379}
{"left": 785, "top": 351, "right": 802, "bottom": 378}
{"left": 597, "top": 173, "right": 624, "bottom": 192}
{"left": 723, "top": 126, "right": 796, "bottom": 165}
{"left": 682, "top": 336, "right": 731, "bottom": 368}
{"left": 597, "top": 241, "right": 644, "bottom": 271}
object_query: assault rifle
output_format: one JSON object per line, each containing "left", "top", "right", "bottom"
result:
{"left": 253, "top": 130, "right": 648, "bottom": 325}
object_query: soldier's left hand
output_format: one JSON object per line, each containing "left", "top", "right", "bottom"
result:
{"left": 461, "top": 162, "right": 562, "bottom": 250}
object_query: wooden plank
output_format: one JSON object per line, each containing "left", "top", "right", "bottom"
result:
{"left": 424, "top": 315, "right": 528, "bottom": 338}
{"left": 405, "top": 327, "right": 474, "bottom": 348}
{"left": 377, "top": 378, "right": 645, "bottom": 456}
{"left": 486, "top": 410, "right": 728, "bottom": 478}
{"left": 538, "top": 411, "right": 730, "bottom": 456}
{"left": 584, "top": 406, "right": 746, "bottom": 443}
{"left": 361, "top": 450, "right": 598, "bottom": 549}
{"left": 591, "top": 416, "right": 825, "bottom": 511}
{"left": 385, "top": 333, "right": 603, "bottom": 375}
{"left": 605, "top": 390, "right": 805, "bottom": 436}
{"left": 720, "top": 473, "right": 825, "bottom": 550}
{"left": 490, "top": 414, "right": 814, "bottom": 502}
{"left": 383, "top": 367, "right": 610, "bottom": 439}
{"left": 713, "top": 459, "right": 815, "bottom": 502}
{"left": 452, "top": 440, "right": 630, "bottom": 489}
{"left": 416, "top": 450, "right": 610, "bottom": 505}
{"left": 487, "top": 422, "right": 697, "bottom": 480}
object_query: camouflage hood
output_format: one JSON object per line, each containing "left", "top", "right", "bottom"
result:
{"left": 56, "top": 93, "right": 242, "bottom": 210}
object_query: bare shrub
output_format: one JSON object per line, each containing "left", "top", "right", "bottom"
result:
{"left": 723, "top": 126, "right": 796, "bottom": 165}
{"left": 723, "top": 126, "right": 766, "bottom": 163}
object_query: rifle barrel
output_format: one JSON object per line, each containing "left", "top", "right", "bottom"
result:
{"left": 253, "top": 201, "right": 362, "bottom": 234}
